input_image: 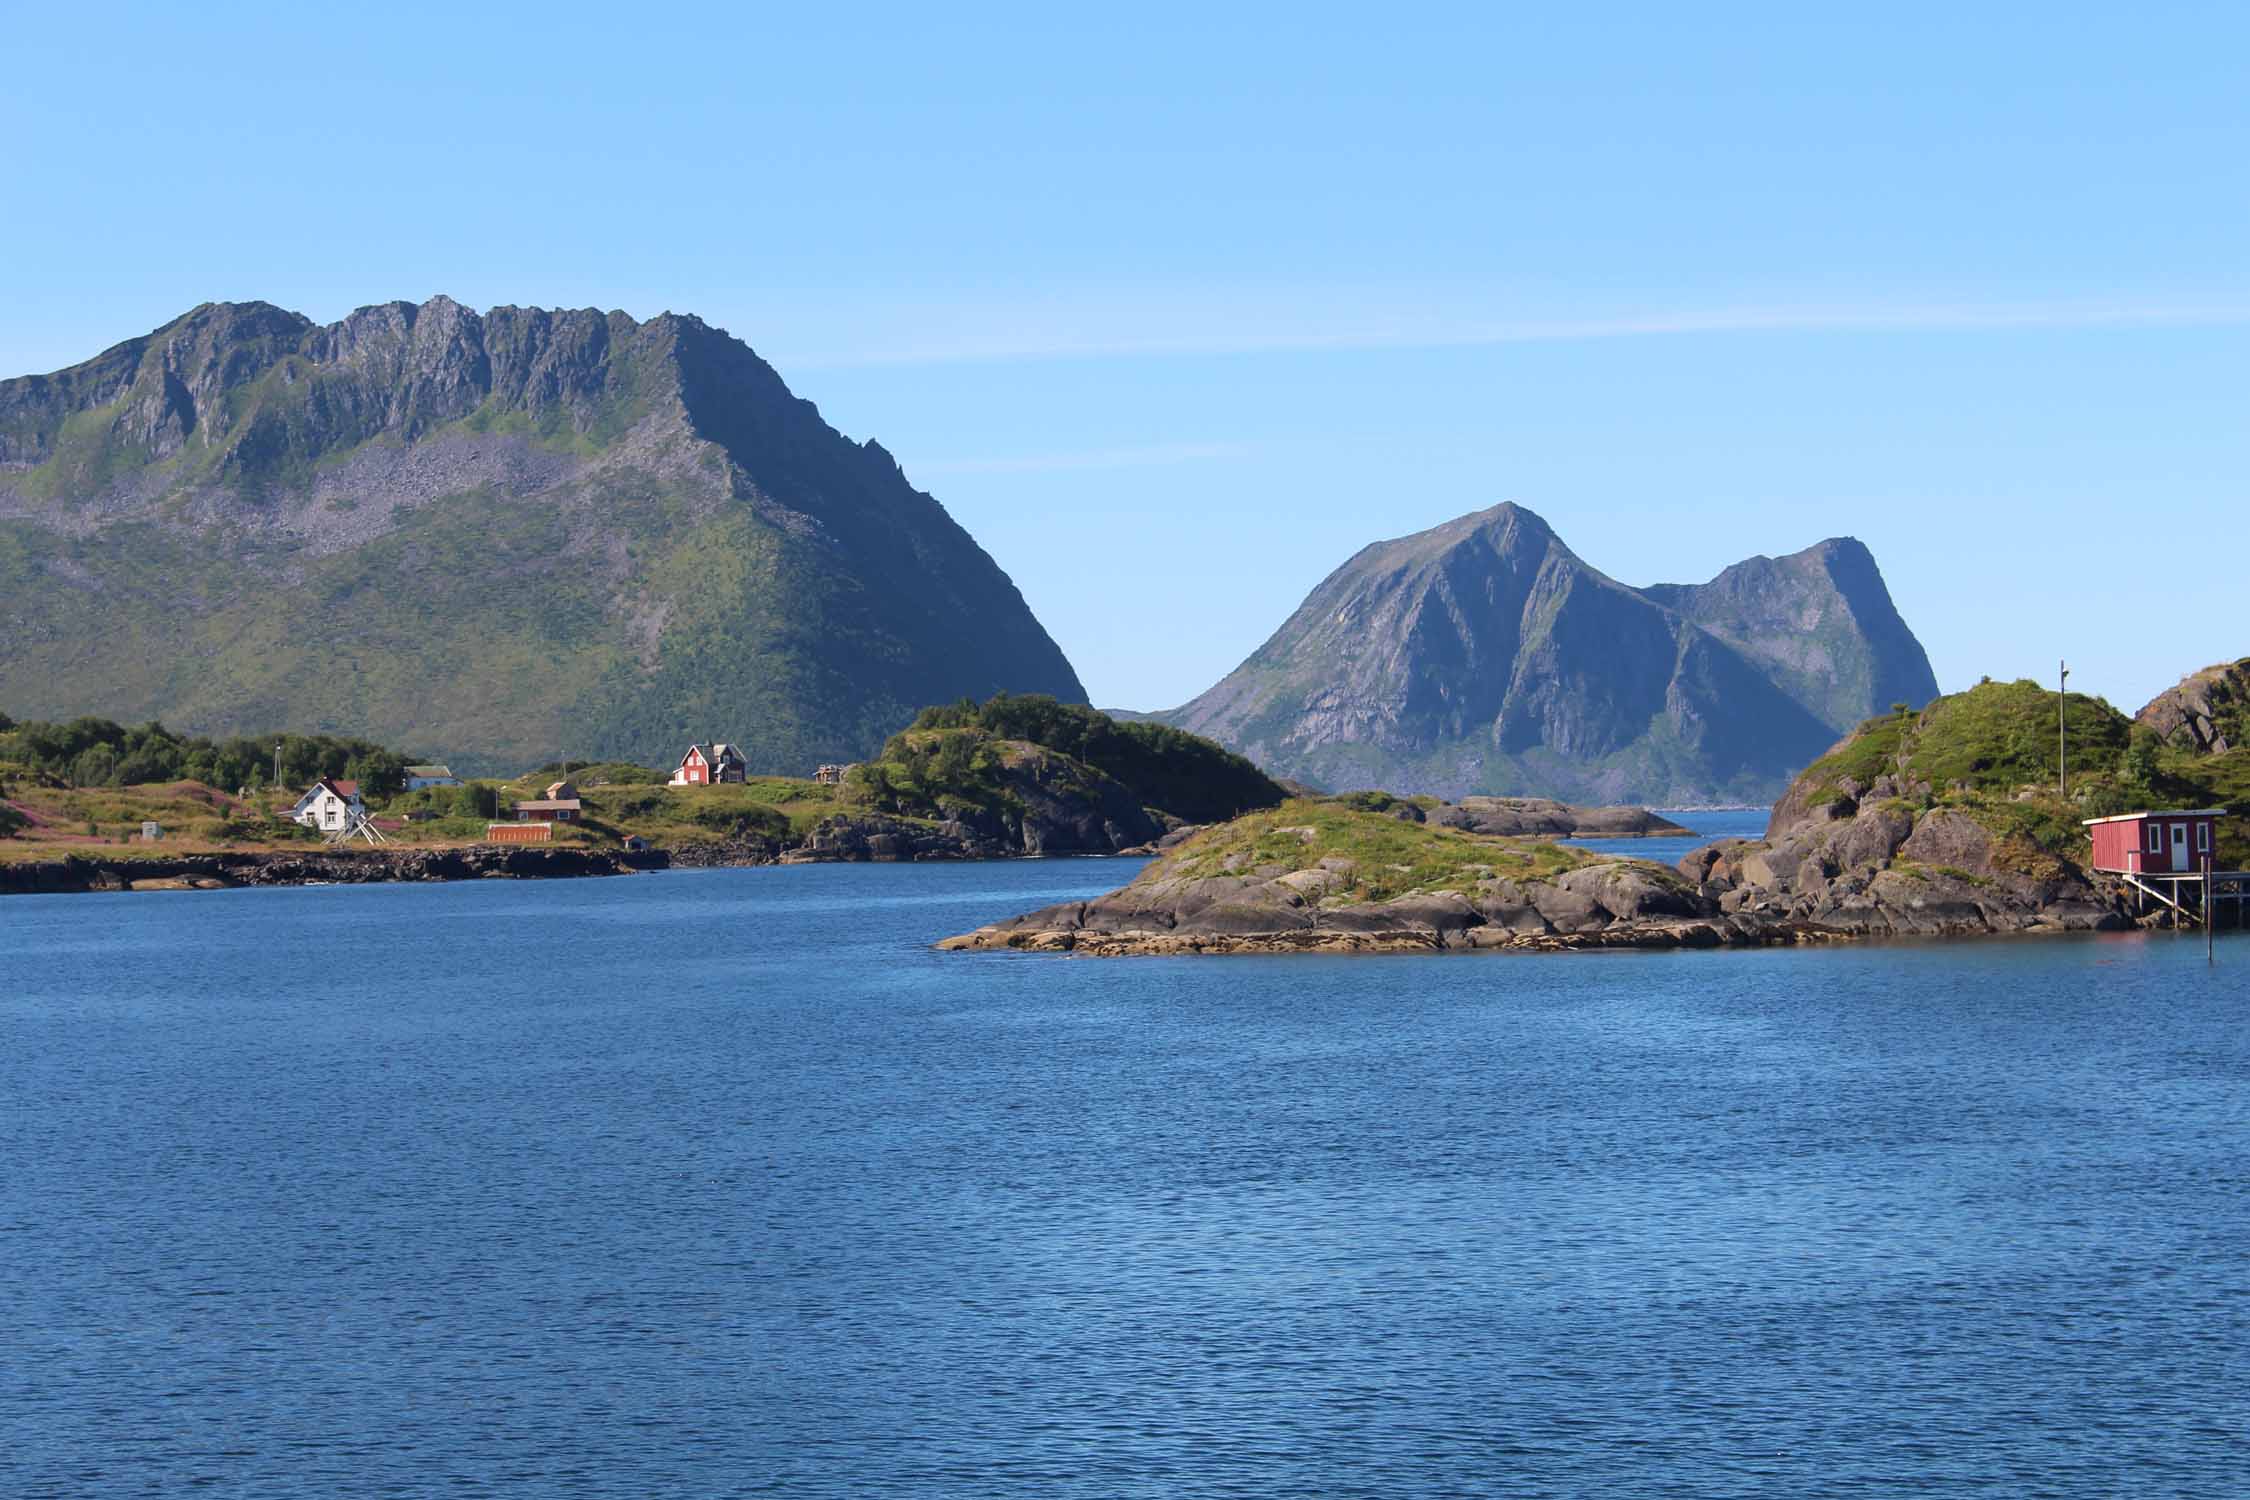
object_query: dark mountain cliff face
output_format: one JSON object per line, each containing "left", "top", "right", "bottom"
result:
{"left": 0, "top": 297, "right": 1085, "bottom": 772}
{"left": 1158, "top": 503, "right": 1933, "bottom": 805}
{"left": 1642, "top": 537, "right": 1938, "bottom": 732}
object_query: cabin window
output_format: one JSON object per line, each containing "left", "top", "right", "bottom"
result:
{"left": 2197, "top": 823, "right": 2211, "bottom": 852}
{"left": 2147, "top": 823, "right": 2163, "bottom": 852}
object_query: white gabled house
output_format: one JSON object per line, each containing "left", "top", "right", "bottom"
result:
{"left": 289, "top": 778, "right": 365, "bottom": 833}
{"left": 404, "top": 764, "right": 460, "bottom": 790}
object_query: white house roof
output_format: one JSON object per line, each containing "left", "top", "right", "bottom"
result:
{"left": 405, "top": 764, "right": 454, "bottom": 777}
{"left": 2082, "top": 808, "right": 2228, "bottom": 825}
{"left": 289, "top": 778, "right": 365, "bottom": 817}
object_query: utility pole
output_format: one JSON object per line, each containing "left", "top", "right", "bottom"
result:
{"left": 2058, "top": 661, "right": 2070, "bottom": 798}
{"left": 274, "top": 741, "right": 284, "bottom": 795}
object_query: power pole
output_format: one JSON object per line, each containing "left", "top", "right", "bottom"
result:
{"left": 274, "top": 741, "right": 284, "bottom": 795}
{"left": 2058, "top": 661, "right": 2070, "bottom": 798}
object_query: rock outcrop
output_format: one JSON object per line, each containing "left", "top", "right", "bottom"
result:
{"left": 1677, "top": 771, "right": 2131, "bottom": 938}
{"left": 940, "top": 800, "right": 1811, "bottom": 956}
{"left": 1404, "top": 795, "right": 1689, "bottom": 838}
{"left": 1154, "top": 503, "right": 1935, "bottom": 805}
{"left": 937, "top": 774, "right": 2155, "bottom": 957}
{"left": 2137, "top": 658, "right": 2249, "bottom": 756}
{"left": 942, "top": 852, "right": 1756, "bottom": 956}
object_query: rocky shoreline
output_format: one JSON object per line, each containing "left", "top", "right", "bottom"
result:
{"left": 0, "top": 844, "right": 668, "bottom": 895}
{"left": 936, "top": 869, "right": 2146, "bottom": 958}
{"left": 935, "top": 787, "right": 2173, "bottom": 957}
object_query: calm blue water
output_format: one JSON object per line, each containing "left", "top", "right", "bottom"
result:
{"left": 5, "top": 860, "right": 2247, "bottom": 1498}
{"left": 1563, "top": 806, "right": 1771, "bottom": 865}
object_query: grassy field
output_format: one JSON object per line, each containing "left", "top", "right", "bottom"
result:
{"left": 1149, "top": 799, "right": 1609, "bottom": 903}
{"left": 0, "top": 765, "right": 860, "bottom": 862}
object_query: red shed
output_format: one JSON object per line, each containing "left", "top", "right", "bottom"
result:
{"left": 2083, "top": 809, "right": 2224, "bottom": 875}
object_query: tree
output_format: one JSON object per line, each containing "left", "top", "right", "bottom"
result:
{"left": 2124, "top": 725, "right": 2161, "bottom": 789}
{"left": 345, "top": 750, "right": 407, "bottom": 802}
{"left": 113, "top": 750, "right": 173, "bottom": 786}
{"left": 70, "top": 744, "right": 118, "bottom": 788}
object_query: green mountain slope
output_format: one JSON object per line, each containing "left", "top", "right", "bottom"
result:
{"left": 0, "top": 297, "right": 1085, "bottom": 773}
{"left": 1157, "top": 503, "right": 1928, "bottom": 805}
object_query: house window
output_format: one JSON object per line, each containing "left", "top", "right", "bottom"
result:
{"left": 2147, "top": 823, "right": 2163, "bottom": 853}
{"left": 2198, "top": 823, "right": 2211, "bottom": 853}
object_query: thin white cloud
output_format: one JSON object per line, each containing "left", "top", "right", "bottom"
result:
{"left": 789, "top": 300, "right": 2250, "bottom": 370}
{"left": 911, "top": 441, "right": 1256, "bottom": 476}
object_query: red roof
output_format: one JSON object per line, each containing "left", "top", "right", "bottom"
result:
{"left": 332, "top": 779, "right": 360, "bottom": 797}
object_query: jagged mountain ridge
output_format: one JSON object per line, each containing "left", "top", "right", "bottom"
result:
{"left": 1640, "top": 537, "right": 1938, "bottom": 733}
{"left": 1157, "top": 503, "right": 1938, "bottom": 804}
{"left": 0, "top": 297, "right": 1085, "bottom": 772}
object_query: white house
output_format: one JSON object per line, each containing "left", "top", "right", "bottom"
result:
{"left": 404, "top": 764, "right": 460, "bottom": 790}
{"left": 289, "top": 778, "right": 365, "bottom": 833}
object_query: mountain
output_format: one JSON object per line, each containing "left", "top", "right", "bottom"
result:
{"left": 0, "top": 297, "right": 1085, "bottom": 773}
{"left": 1156, "top": 503, "right": 1938, "bottom": 805}
{"left": 1639, "top": 537, "right": 1938, "bottom": 733}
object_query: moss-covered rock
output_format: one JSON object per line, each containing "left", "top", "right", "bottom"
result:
{"left": 938, "top": 799, "right": 1746, "bottom": 954}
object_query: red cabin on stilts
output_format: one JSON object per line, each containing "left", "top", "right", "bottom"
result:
{"left": 2083, "top": 809, "right": 2223, "bottom": 875}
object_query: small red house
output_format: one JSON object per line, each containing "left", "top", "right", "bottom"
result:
{"left": 2084, "top": 809, "right": 2225, "bottom": 876}
{"left": 512, "top": 780, "right": 584, "bottom": 823}
{"left": 669, "top": 742, "right": 747, "bottom": 786}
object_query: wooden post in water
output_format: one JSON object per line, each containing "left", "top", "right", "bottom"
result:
{"left": 2209, "top": 854, "right": 2216, "bottom": 965}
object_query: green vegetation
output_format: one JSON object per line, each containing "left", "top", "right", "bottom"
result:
{"left": 1797, "top": 680, "right": 2128, "bottom": 806}
{"left": 0, "top": 298, "right": 1090, "bottom": 775}
{"left": 845, "top": 729, "right": 1021, "bottom": 824}
{"left": 524, "top": 760, "right": 667, "bottom": 786}
{"left": 1151, "top": 798, "right": 1603, "bottom": 903}
{"left": 0, "top": 714, "right": 411, "bottom": 797}
{"left": 901, "top": 694, "right": 1287, "bottom": 823}
{"left": 1791, "top": 677, "right": 2246, "bottom": 872}
{"left": 0, "top": 778, "right": 317, "bottom": 857}
{"left": 486, "top": 765, "right": 845, "bottom": 840}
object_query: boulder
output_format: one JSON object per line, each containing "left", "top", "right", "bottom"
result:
{"left": 1896, "top": 810, "right": 1995, "bottom": 875}
{"left": 1555, "top": 863, "right": 1705, "bottom": 921}
{"left": 1869, "top": 868, "right": 1991, "bottom": 934}
{"left": 1530, "top": 884, "right": 1609, "bottom": 934}
{"left": 1824, "top": 804, "right": 1915, "bottom": 872}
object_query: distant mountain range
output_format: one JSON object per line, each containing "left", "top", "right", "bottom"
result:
{"left": 1154, "top": 503, "right": 1939, "bottom": 805}
{"left": 0, "top": 297, "right": 1083, "bottom": 773}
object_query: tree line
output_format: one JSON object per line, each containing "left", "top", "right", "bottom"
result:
{"left": 901, "top": 693, "right": 1287, "bottom": 824}
{"left": 0, "top": 712, "right": 413, "bottom": 799}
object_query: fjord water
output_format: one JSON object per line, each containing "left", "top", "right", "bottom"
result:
{"left": 6, "top": 849, "right": 2246, "bottom": 1497}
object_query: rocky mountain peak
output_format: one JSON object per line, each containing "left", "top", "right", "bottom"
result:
{"left": 1160, "top": 505, "right": 1933, "bottom": 804}
{"left": 0, "top": 297, "right": 1086, "bottom": 772}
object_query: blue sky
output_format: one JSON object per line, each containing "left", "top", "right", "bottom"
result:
{"left": 5, "top": 4, "right": 2245, "bottom": 713}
